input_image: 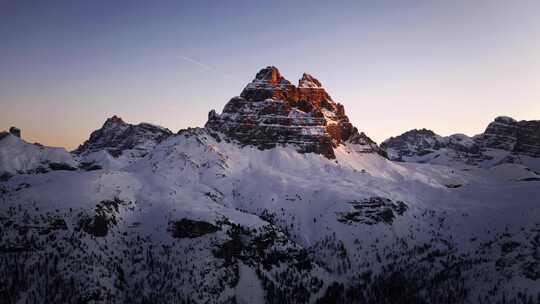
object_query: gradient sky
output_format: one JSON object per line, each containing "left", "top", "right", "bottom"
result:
{"left": 1, "top": 0, "right": 539, "bottom": 150}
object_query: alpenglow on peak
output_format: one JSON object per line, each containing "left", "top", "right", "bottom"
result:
{"left": 206, "top": 66, "right": 381, "bottom": 158}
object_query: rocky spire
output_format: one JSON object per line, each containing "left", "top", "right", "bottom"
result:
{"left": 298, "top": 73, "right": 323, "bottom": 88}
{"left": 240, "top": 66, "right": 296, "bottom": 102}
{"left": 253, "top": 66, "right": 287, "bottom": 85}
{"left": 205, "top": 66, "right": 377, "bottom": 159}
{"left": 476, "top": 116, "right": 540, "bottom": 156}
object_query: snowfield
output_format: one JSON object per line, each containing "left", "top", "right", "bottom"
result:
{"left": 1, "top": 127, "right": 540, "bottom": 303}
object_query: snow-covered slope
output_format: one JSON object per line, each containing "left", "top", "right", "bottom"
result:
{"left": 0, "top": 132, "right": 76, "bottom": 178}
{"left": 1, "top": 69, "right": 540, "bottom": 303}
{"left": 2, "top": 128, "right": 539, "bottom": 303}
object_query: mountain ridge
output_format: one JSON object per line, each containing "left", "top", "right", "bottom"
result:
{"left": 1, "top": 67, "right": 540, "bottom": 303}
{"left": 381, "top": 115, "right": 540, "bottom": 171}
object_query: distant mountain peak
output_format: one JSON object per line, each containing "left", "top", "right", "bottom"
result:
{"left": 74, "top": 116, "right": 172, "bottom": 158}
{"left": 382, "top": 115, "right": 540, "bottom": 165}
{"left": 104, "top": 115, "right": 126, "bottom": 126}
{"left": 478, "top": 116, "right": 540, "bottom": 156}
{"left": 253, "top": 66, "right": 289, "bottom": 85}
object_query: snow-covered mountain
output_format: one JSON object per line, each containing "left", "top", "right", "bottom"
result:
{"left": 0, "top": 129, "right": 76, "bottom": 178}
{"left": 73, "top": 115, "right": 173, "bottom": 170}
{"left": 381, "top": 117, "right": 540, "bottom": 172}
{"left": 206, "top": 66, "right": 382, "bottom": 158}
{"left": 1, "top": 67, "right": 540, "bottom": 304}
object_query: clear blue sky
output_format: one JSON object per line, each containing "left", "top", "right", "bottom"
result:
{"left": 1, "top": 0, "right": 539, "bottom": 149}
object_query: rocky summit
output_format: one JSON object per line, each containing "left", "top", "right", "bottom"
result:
{"left": 381, "top": 129, "right": 480, "bottom": 161}
{"left": 477, "top": 116, "right": 540, "bottom": 156}
{"left": 206, "top": 66, "right": 378, "bottom": 159}
{"left": 74, "top": 115, "right": 172, "bottom": 157}
{"left": 381, "top": 116, "right": 540, "bottom": 169}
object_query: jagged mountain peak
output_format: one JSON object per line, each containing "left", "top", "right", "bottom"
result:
{"left": 381, "top": 115, "right": 540, "bottom": 168}
{"left": 103, "top": 115, "right": 126, "bottom": 126}
{"left": 478, "top": 115, "right": 540, "bottom": 156}
{"left": 298, "top": 73, "right": 323, "bottom": 88}
{"left": 492, "top": 115, "right": 517, "bottom": 124}
{"left": 393, "top": 128, "right": 438, "bottom": 139}
{"left": 381, "top": 128, "right": 448, "bottom": 161}
{"left": 252, "top": 66, "right": 290, "bottom": 85}
{"left": 74, "top": 116, "right": 172, "bottom": 159}
{"left": 240, "top": 66, "right": 295, "bottom": 101}
{"left": 206, "top": 66, "right": 377, "bottom": 158}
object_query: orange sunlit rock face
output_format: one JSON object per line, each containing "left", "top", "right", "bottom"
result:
{"left": 206, "top": 66, "right": 381, "bottom": 158}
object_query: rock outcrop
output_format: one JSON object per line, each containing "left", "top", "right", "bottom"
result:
{"left": 381, "top": 129, "right": 480, "bottom": 161}
{"left": 348, "top": 131, "right": 385, "bottom": 155}
{"left": 476, "top": 116, "right": 540, "bottom": 157}
{"left": 381, "top": 116, "right": 540, "bottom": 167}
{"left": 74, "top": 115, "right": 172, "bottom": 157}
{"left": 9, "top": 127, "right": 21, "bottom": 138}
{"left": 206, "top": 66, "right": 377, "bottom": 159}
{"left": 381, "top": 129, "right": 445, "bottom": 161}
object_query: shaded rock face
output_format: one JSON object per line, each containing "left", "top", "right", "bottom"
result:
{"left": 168, "top": 219, "right": 220, "bottom": 239}
{"left": 381, "top": 116, "right": 540, "bottom": 164}
{"left": 9, "top": 127, "right": 21, "bottom": 138}
{"left": 206, "top": 66, "right": 375, "bottom": 159}
{"left": 381, "top": 129, "right": 443, "bottom": 161}
{"left": 336, "top": 197, "right": 408, "bottom": 225}
{"left": 477, "top": 116, "right": 540, "bottom": 157}
{"left": 348, "top": 130, "right": 385, "bottom": 155}
{"left": 477, "top": 116, "right": 519, "bottom": 151}
{"left": 381, "top": 129, "right": 479, "bottom": 160}
{"left": 74, "top": 115, "right": 172, "bottom": 157}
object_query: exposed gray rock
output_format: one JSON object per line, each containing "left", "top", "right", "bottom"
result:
{"left": 381, "top": 129, "right": 446, "bottom": 161}
{"left": 381, "top": 116, "right": 540, "bottom": 167}
{"left": 381, "top": 129, "right": 481, "bottom": 162}
{"left": 348, "top": 130, "right": 386, "bottom": 156}
{"left": 206, "top": 66, "right": 376, "bottom": 159}
{"left": 476, "top": 116, "right": 540, "bottom": 157}
{"left": 74, "top": 115, "right": 173, "bottom": 157}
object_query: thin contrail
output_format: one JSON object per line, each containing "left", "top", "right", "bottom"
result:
{"left": 178, "top": 55, "right": 242, "bottom": 84}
